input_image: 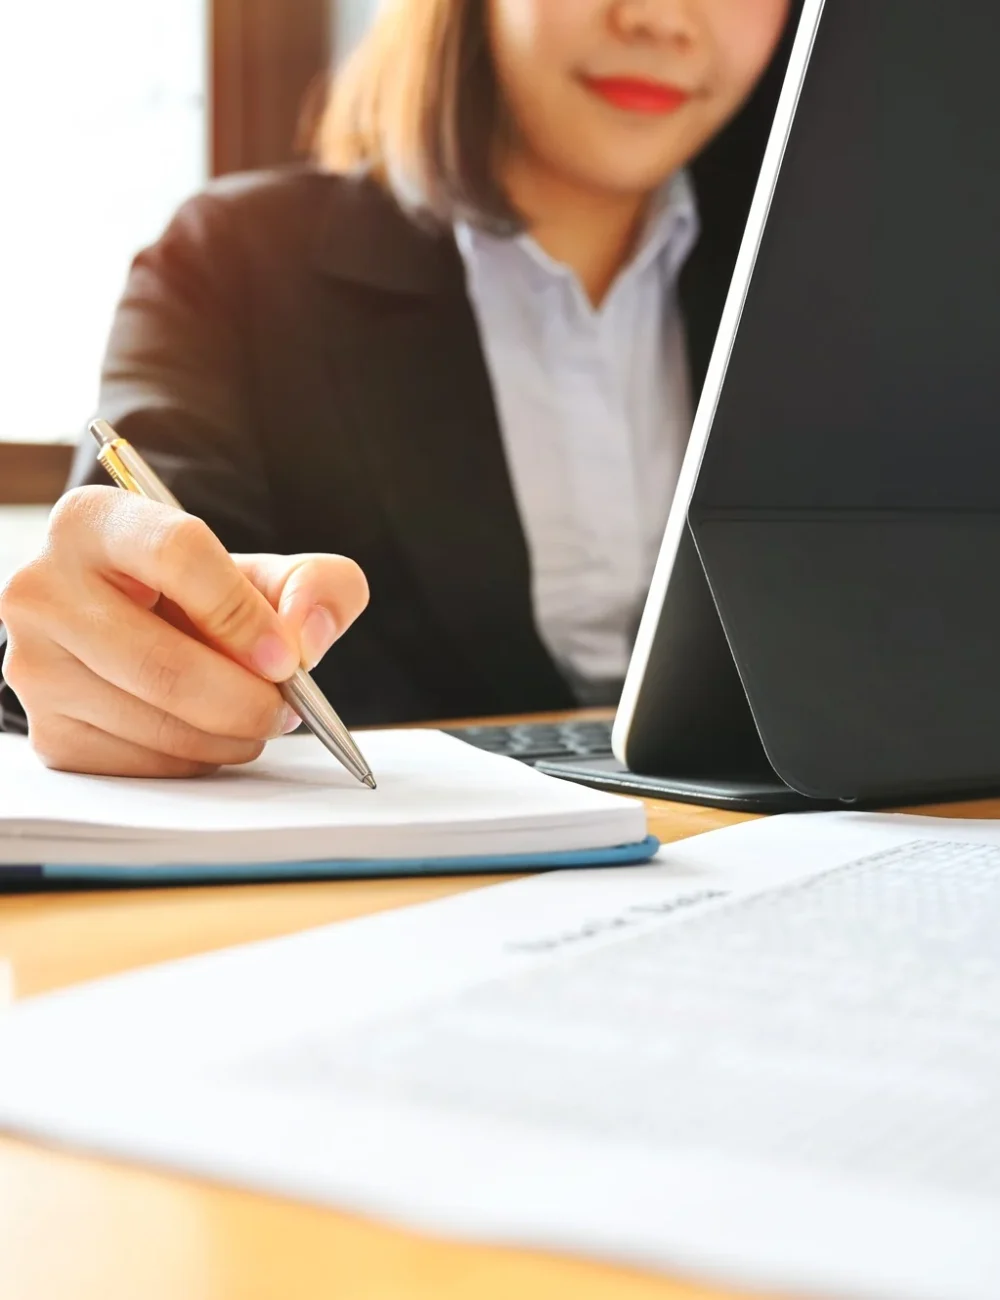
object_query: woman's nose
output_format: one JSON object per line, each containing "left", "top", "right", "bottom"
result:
{"left": 609, "top": 0, "right": 701, "bottom": 50}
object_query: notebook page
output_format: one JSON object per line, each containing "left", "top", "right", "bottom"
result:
{"left": 0, "top": 730, "right": 645, "bottom": 863}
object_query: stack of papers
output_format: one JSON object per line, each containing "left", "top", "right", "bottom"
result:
{"left": 0, "top": 811, "right": 998, "bottom": 1298}
{"left": 0, "top": 730, "right": 653, "bottom": 881}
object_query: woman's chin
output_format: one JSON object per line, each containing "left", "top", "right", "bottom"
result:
{"left": 556, "top": 154, "right": 688, "bottom": 203}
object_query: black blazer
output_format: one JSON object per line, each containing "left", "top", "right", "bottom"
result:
{"left": 0, "top": 48, "right": 789, "bottom": 733}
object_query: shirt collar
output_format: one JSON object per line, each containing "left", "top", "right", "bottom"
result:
{"left": 629, "top": 167, "right": 699, "bottom": 283}
{"left": 456, "top": 169, "right": 699, "bottom": 305}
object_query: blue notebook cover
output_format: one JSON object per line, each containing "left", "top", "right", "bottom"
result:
{"left": 0, "top": 835, "right": 660, "bottom": 888}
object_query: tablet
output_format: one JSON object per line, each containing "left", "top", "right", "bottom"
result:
{"left": 547, "top": 0, "right": 1000, "bottom": 809}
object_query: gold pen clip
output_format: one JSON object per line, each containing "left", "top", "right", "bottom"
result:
{"left": 96, "top": 441, "right": 143, "bottom": 495}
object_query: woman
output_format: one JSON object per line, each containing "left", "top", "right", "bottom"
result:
{"left": 0, "top": 0, "right": 795, "bottom": 775}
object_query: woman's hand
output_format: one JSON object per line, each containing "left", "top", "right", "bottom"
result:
{"left": 0, "top": 486, "right": 369, "bottom": 777}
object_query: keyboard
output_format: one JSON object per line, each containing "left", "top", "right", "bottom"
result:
{"left": 444, "top": 718, "right": 615, "bottom": 766}
{"left": 446, "top": 717, "right": 829, "bottom": 813}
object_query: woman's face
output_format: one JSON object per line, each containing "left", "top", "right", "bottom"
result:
{"left": 489, "top": 0, "right": 792, "bottom": 200}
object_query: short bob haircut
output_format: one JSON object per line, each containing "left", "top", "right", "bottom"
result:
{"left": 315, "top": 0, "right": 521, "bottom": 231}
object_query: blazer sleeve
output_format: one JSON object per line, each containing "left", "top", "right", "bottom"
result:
{"left": 1, "top": 185, "right": 279, "bottom": 733}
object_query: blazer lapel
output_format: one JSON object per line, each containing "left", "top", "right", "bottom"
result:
{"left": 314, "top": 178, "right": 573, "bottom": 715}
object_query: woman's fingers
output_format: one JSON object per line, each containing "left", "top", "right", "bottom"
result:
{"left": 235, "top": 552, "right": 370, "bottom": 669}
{"left": 33, "top": 576, "right": 292, "bottom": 742}
{"left": 29, "top": 712, "right": 221, "bottom": 779}
{"left": 37, "top": 639, "right": 275, "bottom": 767}
{"left": 50, "top": 487, "right": 301, "bottom": 682}
{"left": 0, "top": 488, "right": 371, "bottom": 778}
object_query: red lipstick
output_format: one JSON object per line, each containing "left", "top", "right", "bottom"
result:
{"left": 581, "top": 76, "right": 691, "bottom": 115}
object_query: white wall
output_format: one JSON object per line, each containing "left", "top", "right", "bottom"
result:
{"left": 0, "top": 508, "right": 50, "bottom": 589}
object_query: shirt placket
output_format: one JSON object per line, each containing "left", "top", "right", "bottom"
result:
{"left": 560, "top": 280, "right": 645, "bottom": 679}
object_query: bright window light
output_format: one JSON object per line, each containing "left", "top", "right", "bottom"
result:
{"left": 0, "top": 1, "right": 206, "bottom": 443}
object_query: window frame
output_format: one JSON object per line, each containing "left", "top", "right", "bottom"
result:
{"left": 0, "top": 446, "right": 75, "bottom": 507}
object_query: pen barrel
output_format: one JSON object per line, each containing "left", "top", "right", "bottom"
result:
{"left": 281, "top": 670, "right": 373, "bottom": 785}
{"left": 111, "top": 442, "right": 184, "bottom": 510}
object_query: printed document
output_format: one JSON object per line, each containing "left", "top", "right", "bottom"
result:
{"left": 0, "top": 810, "right": 998, "bottom": 1299}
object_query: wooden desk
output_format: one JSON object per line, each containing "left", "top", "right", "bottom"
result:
{"left": 1, "top": 732, "right": 997, "bottom": 1300}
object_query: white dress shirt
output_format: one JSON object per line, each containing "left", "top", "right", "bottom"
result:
{"left": 456, "top": 172, "right": 700, "bottom": 703}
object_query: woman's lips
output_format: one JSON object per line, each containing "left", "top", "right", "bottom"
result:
{"left": 581, "top": 76, "right": 692, "bottom": 115}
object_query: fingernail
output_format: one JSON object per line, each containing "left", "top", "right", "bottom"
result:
{"left": 268, "top": 706, "right": 300, "bottom": 739}
{"left": 252, "top": 633, "right": 297, "bottom": 681}
{"left": 300, "top": 605, "right": 338, "bottom": 670}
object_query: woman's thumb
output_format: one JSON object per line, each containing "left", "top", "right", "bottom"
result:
{"left": 233, "top": 552, "right": 369, "bottom": 671}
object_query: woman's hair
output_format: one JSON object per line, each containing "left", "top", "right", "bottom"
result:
{"left": 314, "top": 0, "right": 520, "bottom": 230}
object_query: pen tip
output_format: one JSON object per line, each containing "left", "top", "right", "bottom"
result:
{"left": 363, "top": 774, "right": 377, "bottom": 790}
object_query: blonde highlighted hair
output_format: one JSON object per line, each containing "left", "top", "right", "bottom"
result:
{"left": 314, "top": 0, "right": 518, "bottom": 228}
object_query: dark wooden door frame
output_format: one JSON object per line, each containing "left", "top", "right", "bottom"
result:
{"left": 211, "top": 0, "right": 333, "bottom": 176}
{"left": 0, "top": 445, "right": 74, "bottom": 506}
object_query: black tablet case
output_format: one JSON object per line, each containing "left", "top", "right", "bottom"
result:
{"left": 691, "top": 0, "right": 1000, "bottom": 803}
{"left": 552, "top": 0, "right": 1000, "bottom": 810}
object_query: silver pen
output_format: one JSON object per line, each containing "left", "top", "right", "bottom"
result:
{"left": 88, "top": 419, "right": 377, "bottom": 789}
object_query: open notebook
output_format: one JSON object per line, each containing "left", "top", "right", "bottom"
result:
{"left": 0, "top": 730, "right": 655, "bottom": 884}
